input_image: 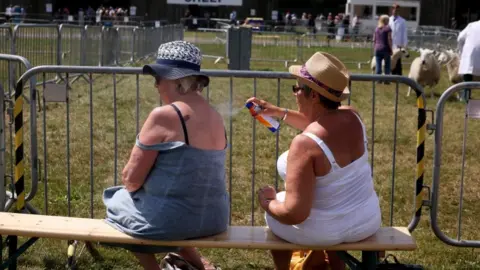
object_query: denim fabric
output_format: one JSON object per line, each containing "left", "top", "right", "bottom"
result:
{"left": 102, "top": 136, "right": 229, "bottom": 253}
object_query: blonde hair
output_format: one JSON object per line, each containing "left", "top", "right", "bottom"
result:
{"left": 176, "top": 76, "right": 207, "bottom": 95}
{"left": 378, "top": 15, "right": 390, "bottom": 28}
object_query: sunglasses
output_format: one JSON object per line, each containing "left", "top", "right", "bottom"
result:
{"left": 292, "top": 85, "right": 313, "bottom": 95}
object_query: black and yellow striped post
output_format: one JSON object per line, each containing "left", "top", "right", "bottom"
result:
{"left": 8, "top": 79, "right": 26, "bottom": 270}
{"left": 415, "top": 91, "right": 426, "bottom": 219}
{"left": 14, "top": 80, "right": 25, "bottom": 212}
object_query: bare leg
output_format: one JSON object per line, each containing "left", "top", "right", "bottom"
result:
{"left": 326, "top": 251, "right": 346, "bottom": 270}
{"left": 271, "top": 250, "right": 292, "bottom": 270}
{"left": 178, "top": 247, "right": 206, "bottom": 270}
{"left": 134, "top": 253, "right": 160, "bottom": 270}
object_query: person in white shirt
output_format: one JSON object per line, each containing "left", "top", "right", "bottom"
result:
{"left": 457, "top": 19, "right": 480, "bottom": 102}
{"left": 388, "top": 4, "right": 408, "bottom": 76}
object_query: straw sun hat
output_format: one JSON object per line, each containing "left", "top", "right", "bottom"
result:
{"left": 289, "top": 52, "right": 350, "bottom": 102}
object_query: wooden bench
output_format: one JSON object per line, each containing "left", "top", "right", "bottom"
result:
{"left": 0, "top": 213, "right": 417, "bottom": 269}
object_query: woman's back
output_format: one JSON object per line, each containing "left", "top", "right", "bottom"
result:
{"left": 274, "top": 109, "right": 380, "bottom": 245}
{"left": 374, "top": 26, "right": 392, "bottom": 53}
{"left": 104, "top": 99, "right": 229, "bottom": 240}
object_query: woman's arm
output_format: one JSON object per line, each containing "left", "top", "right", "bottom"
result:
{"left": 263, "top": 135, "right": 317, "bottom": 225}
{"left": 272, "top": 108, "right": 311, "bottom": 131}
{"left": 246, "top": 97, "right": 310, "bottom": 131}
{"left": 122, "top": 108, "right": 167, "bottom": 192}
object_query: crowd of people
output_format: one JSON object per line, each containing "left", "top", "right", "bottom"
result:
{"left": 53, "top": 5, "right": 138, "bottom": 24}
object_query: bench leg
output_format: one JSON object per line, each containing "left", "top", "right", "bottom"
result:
{"left": 361, "top": 251, "right": 379, "bottom": 270}
{"left": 336, "top": 251, "right": 361, "bottom": 269}
{"left": 7, "top": 236, "right": 17, "bottom": 270}
{"left": 1, "top": 237, "right": 38, "bottom": 270}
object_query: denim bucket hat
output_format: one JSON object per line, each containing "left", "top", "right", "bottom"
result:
{"left": 143, "top": 41, "right": 209, "bottom": 86}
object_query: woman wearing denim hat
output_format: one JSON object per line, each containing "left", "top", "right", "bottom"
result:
{"left": 103, "top": 41, "right": 228, "bottom": 270}
{"left": 250, "top": 52, "right": 381, "bottom": 270}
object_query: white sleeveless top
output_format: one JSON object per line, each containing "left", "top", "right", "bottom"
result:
{"left": 265, "top": 113, "right": 382, "bottom": 246}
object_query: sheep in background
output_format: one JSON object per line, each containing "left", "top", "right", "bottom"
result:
{"left": 439, "top": 49, "right": 480, "bottom": 84}
{"left": 407, "top": 48, "right": 441, "bottom": 98}
{"left": 370, "top": 47, "right": 410, "bottom": 73}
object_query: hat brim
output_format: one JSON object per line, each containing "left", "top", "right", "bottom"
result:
{"left": 289, "top": 65, "right": 350, "bottom": 102}
{"left": 143, "top": 64, "right": 210, "bottom": 87}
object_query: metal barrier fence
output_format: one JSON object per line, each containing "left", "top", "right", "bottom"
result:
{"left": 0, "top": 54, "right": 37, "bottom": 215}
{"left": 0, "top": 24, "right": 183, "bottom": 87}
{"left": 6, "top": 66, "right": 427, "bottom": 238}
{"left": 431, "top": 82, "right": 480, "bottom": 247}
{"left": 185, "top": 28, "right": 458, "bottom": 68}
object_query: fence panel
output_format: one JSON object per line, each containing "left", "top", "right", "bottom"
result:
{"left": 83, "top": 26, "right": 103, "bottom": 66}
{"left": 116, "top": 27, "right": 135, "bottom": 64}
{"left": 12, "top": 24, "right": 60, "bottom": 83}
{"left": 59, "top": 25, "right": 85, "bottom": 66}
{"left": 11, "top": 66, "right": 427, "bottom": 236}
{"left": 101, "top": 27, "right": 119, "bottom": 66}
{"left": 431, "top": 82, "right": 480, "bottom": 247}
{"left": 0, "top": 54, "right": 37, "bottom": 215}
{"left": 0, "top": 26, "right": 13, "bottom": 89}
{"left": 183, "top": 29, "right": 228, "bottom": 63}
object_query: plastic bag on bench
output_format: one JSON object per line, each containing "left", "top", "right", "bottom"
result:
{"left": 376, "top": 254, "right": 424, "bottom": 270}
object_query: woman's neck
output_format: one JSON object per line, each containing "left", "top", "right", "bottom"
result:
{"left": 307, "top": 105, "right": 330, "bottom": 122}
{"left": 161, "top": 91, "right": 203, "bottom": 104}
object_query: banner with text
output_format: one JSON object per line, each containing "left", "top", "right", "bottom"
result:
{"left": 167, "top": 0, "right": 242, "bottom": 6}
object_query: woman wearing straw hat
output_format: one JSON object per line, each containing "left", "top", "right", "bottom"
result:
{"left": 250, "top": 52, "right": 381, "bottom": 270}
{"left": 103, "top": 41, "right": 228, "bottom": 270}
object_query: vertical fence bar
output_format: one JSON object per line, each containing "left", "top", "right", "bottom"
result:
{"left": 457, "top": 107, "right": 468, "bottom": 240}
{"left": 390, "top": 82, "right": 400, "bottom": 226}
{"left": 89, "top": 73, "right": 94, "bottom": 219}
{"left": 113, "top": 73, "right": 118, "bottom": 185}
{"left": 135, "top": 74, "right": 140, "bottom": 135}
{"left": 228, "top": 77, "right": 233, "bottom": 225}
{"left": 66, "top": 73, "right": 71, "bottom": 217}
{"left": 42, "top": 74, "right": 48, "bottom": 215}
{"left": 275, "top": 78, "right": 281, "bottom": 190}
{"left": 251, "top": 78, "right": 257, "bottom": 226}
{"left": 371, "top": 81, "right": 376, "bottom": 175}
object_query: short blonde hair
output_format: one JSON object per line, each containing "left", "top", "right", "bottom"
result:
{"left": 176, "top": 76, "right": 207, "bottom": 95}
{"left": 378, "top": 15, "right": 390, "bottom": 28}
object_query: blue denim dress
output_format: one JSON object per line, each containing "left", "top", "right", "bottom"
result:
{"left": 103, "top": 105, "right": 229, "bottom": 253}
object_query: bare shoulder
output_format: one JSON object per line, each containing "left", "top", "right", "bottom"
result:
{"left": 138, "top": 106, "right": 178, "bottom": 145}
{"left": 289, "top": 133, "right": 320, "bottom": 156}
{"left": 339, "top": 105, "right": 361, "bottom": 118}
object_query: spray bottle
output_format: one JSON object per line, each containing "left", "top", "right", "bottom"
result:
{"left": 245, "top": 102, "right": 280, "bottom": 133}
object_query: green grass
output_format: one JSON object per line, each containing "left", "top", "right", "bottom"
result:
{"left": 3, "top": 38, "right": 480, "bottom": 270}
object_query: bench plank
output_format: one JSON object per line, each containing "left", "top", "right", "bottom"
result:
{"left": 0, "top": 213, "right": 416, "bottom": 251}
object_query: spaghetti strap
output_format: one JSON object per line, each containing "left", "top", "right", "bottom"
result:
{"left": 351, "top": 112, "right": 368, "bottom": 147}
{"left": 302, "top": 132, "right": 340, "bottom": 170}
{"left": 170, "top": 103, "right": 190, "bottom": 145}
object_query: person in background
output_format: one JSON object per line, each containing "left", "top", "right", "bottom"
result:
{"left": 373, "top": 15, "right": 393, "bottom": 82}
{"left": 308, "top": 13, "right": 317, "bottom": 35}
{"left": 389, "top": 4, "right": 408, "bottom": 76}
{"left": 457, "top": 18, "right": 480, "bottom": 103}
{"left": 229, "top": 9, "right": 237, "bottom": 25}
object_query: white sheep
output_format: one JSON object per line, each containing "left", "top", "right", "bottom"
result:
{"left": 370, "top": 48, "right": 410, "bottom": 73}
{"left": 407, "top": 48, "right": 441, "bottom": 98}
{"left": 439, "top": 49, "right": 480, "bottom": 84}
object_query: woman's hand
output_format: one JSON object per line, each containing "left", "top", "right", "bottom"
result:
{"left": 246, "top": 97, "right": 283, "bottom": 118}
{"left": 257, "top": 185, "right": 277, "bottom": 211}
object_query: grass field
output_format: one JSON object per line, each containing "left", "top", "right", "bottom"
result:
{"left": 3, "top": 35, "right": 480, "bottom": 270}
